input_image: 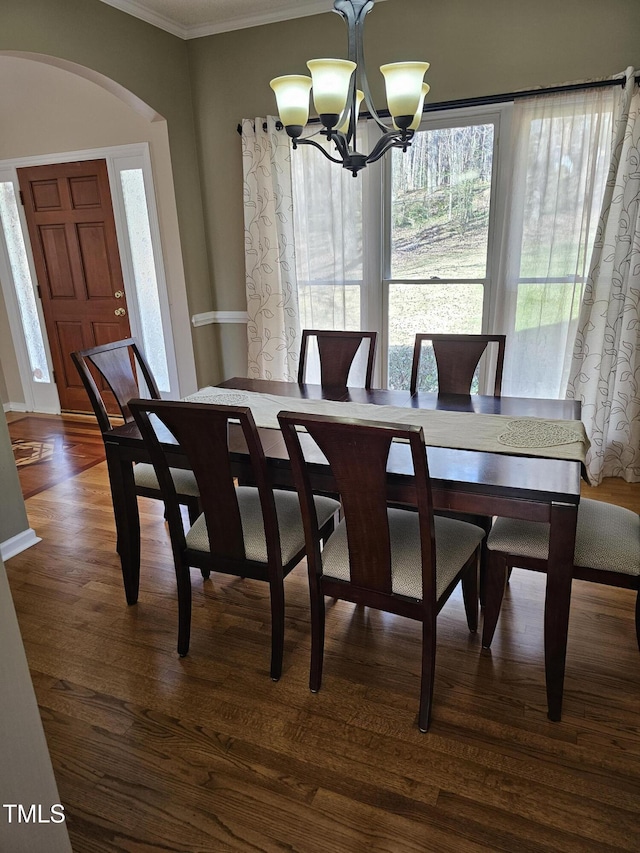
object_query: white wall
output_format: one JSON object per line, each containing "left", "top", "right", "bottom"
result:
{"left": 0, "top": 54, "right": 197, "bottom": 407}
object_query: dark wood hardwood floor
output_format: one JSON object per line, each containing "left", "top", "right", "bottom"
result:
{"left": 7, "top": 411, "right": 105, "bottom": 498}
{"left": 4, "top": 414, "right": 640, "bottom": 851}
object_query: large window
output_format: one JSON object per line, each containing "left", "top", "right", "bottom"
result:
{"left": 386, "top": 118, "right": 499, "bottom": 391}
{"left": 290, "top": 88, "right": 617, "bottom": 398}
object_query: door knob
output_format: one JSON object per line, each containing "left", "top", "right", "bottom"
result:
{"left": 114, "top": 307, "right": 126, "bottom": 317}
{"left": 114, "top": 290, "right": 124, "bottom": 299}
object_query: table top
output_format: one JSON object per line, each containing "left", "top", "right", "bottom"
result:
{"left": 106, "top": 378, "right": 583, "bottom": 514}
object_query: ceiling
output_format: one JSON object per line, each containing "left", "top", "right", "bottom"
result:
{"left": 96, "top": 0, "right": 345, "bottom": 39}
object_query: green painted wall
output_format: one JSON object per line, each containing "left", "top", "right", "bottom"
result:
{"left": 187, "top": 0, "right": 640, "bottom": 376}
{"left": 0, "top": 413, "right": 29, "bottom": 546}
{"left": 1, "top": 0, "right": 219, "bottom": 385}
{"left": 2, "top": 0, "right": 640, "bottom": 383}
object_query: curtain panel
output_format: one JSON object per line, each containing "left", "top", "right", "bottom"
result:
{"left": 567, "top": 72, "right": 640, "bottom": 484}
{"left": 241, "top": 117, "right": 300, "bottom": 381}
{"left": 495, "top": 86, "right": 616, "bottom": 400}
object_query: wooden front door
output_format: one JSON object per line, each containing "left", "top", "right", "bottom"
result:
{"left": 18, "top": 159, "right": 131, "bottom": 412}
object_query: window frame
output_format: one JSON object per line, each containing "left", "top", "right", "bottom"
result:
{"left": 363, "top": 103, "right": 513, "bottom": 388}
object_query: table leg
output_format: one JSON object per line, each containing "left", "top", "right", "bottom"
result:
{"left": 544, "top": 501, "right": 578, "bottom": 721}
{"left": 105, "top": 441, "right": 140, "bottom": 605}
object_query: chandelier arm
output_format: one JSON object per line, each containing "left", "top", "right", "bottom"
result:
{"left": 334, "top": 0, "right": 391, "bottom": 139}
{"left": 353, "top": 2, "right": 394, "bottom": 134}
{"left": 365, "top": 131, "right": 414, "bottom": 165}
{"left": 328, "top": 131, "right": 351, "bottom": 161}
{"left": 293, "top": 137, "right": 346, "bottom": 165}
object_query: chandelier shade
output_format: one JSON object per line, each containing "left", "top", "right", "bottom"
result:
{"left": 307, "top": 58, "right": 356, "bottom": 124}
{"left": 379, "top": 61, "right": 430, "bottom": 128}
{"left": 269, "top": 75, "right": 313, "bottom": 133}
{"left": 269, "top": 0, "right": 431, "bottom": 176}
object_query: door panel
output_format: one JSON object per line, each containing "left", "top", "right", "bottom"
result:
{"left": 18, "top": 159, "right": 131, "bottom": 413}
{"left": 40, "top": 225, "right": 76, "bottom": 296}
{"left": 69, "top": 176, "right": 101, "bottom": 208}
{"left": 56, "top": 322, "right": 86, "bottom": 391}
{"left": 77, "top": 224, "right": 113, "bottom": 296}
{"left": 31, "top": 179, "right": 62, "bottom": 210}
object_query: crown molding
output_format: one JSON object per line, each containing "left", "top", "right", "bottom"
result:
{"left": 185, "top": 1, "right": 336, "bottom": 39}
{"left": 97, "top": 0, "right": 189, "bottom": 38}
{"left": 97, "top": 0, "right": 388, "bottom": 40}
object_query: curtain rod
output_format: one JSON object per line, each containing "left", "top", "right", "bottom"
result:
{"left": 237, "top": 73, "right": 637, "bottom": 134}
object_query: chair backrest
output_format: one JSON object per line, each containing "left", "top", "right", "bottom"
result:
{"left": 298, "top": 330, "right": 377, "bottom": 388}
{"left": 129, "top": 399, "right": 281, "bottom": 568}
{"left": 71, "top": 338, "right": 160, "bottom": 433}
{"left": 410, "top": 333, "right": 506, "bottom": 396}
{"left": 278, "top": 411, "right": 437, "bottom": 603}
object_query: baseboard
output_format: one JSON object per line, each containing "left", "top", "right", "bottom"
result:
{"left": 3, "top": 402, "right": 61, "bottom": 414}
{"left": 1, "top": 528, "right": 41, "bottom": 561}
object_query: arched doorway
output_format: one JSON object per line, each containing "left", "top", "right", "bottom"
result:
{"left": 0, "top": 51, "right": 196, "bottom": 413}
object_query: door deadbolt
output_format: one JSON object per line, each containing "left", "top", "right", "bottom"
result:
{"left": 114, "top": 307, "right": 126, "bottom": 316}
{"left": 114, "top": 290, "right": 125, "bottom": 298}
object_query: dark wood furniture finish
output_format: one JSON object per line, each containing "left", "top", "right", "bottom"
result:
{"left": 104, "top": 378, "right": 582, "bottom": 721}
{"left": 71, "top": 338, "right": 200, "bottom": 599}
{"left": 71, "top": 338, "right": 159, "bottom": 434}
{"left": 410, "top": 333, "right": 506, "bottom": 396}
{"left": 482, "top": 499, "right": 640, "bottom": 651}
{"left": 278, "top": 411, "right": 482, "bottom": 732}
{"left": 128, "top": 399, "right": 337, "bottom": 679}
{"left": 298, "top": 329, "right": 377, "bottom": 388}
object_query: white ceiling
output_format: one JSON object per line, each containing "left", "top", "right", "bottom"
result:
{"left": 97, "top": 0, "right": 343, "bottom": 39}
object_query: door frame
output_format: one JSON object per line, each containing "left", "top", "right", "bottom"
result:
{"left": 0, "top": 142, "right": 181, "bottom": 412}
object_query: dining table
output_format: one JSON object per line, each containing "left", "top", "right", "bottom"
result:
{"left": 103, "top": 377, "right": 585, "bottom": 722}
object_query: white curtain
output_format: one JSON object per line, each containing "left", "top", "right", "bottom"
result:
{"left": 290, "top": 123, "right": 369, "bottom": 383}
{"left": 241, "top": 117, "right": 300, "bottom": 381}
{"left": 496, "top": 86, "right": 616, "bottom": 399}
{"left": 291, "top": 129, "right": 364, "bottom": 330}
{"left": 567, "top": 72, "right": 640, "bottom": 484}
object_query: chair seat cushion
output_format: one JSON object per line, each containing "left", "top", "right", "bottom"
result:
{"left": 186, "top": 487, "right": 340, "bottom": 565}
{"left": 321, "top": 509, "right": 485, "bottom": 600}
{"left": 133, "top": 463, "right": 200, "bottom": 497}
{"left": 487, "top": 498, "right": 640, "bottom": 576}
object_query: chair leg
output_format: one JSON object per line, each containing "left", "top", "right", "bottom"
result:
{"left": 481, "top": 550, "right": 509, "bottom": 649}
{"left": 309, "top": 573, "right": 325, "bottom": 693}
{"left": 418, "top": 617, "right": 436, "bottom": 733}
{"left": 176, "top": 562, "right": 193, "bottom": 657}
{"left": 461, "top": 551, "right": 479, "bottom": 633}
{"left": 269, "top": 580, "right": 285, "bottom": 682}
{"left": 475, "top": 515, "right": 493, "bottom": 609}
{"left": 635, "top": 588, "right": 640, "bottom": 652}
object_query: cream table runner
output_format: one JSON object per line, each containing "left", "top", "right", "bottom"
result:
{"left": 185, "top": 387, "right": 588, "bottom": 464}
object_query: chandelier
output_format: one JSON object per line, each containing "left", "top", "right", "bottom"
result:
{"left": 270, "top": 0, "right": 430, "bottom": 176}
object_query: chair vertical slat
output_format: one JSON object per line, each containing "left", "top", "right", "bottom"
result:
{"left": 298, "top": 329, "right": 377, "bottom": 388}
{"left": 410, "top": 333, "right": 506, "bottom": 396}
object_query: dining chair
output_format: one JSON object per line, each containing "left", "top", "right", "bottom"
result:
{"left": 298, "top": 329, "right": 377, "bottom": 388}
{"left": 481, "top": 498, "right": 640, "bottom": 653}
{"left": 129, "top": 399, "right": 340, "bottom": 679}
{"left": 410, "top": 333, "right": 506, "bottom": 396}
{"left": 278, "top": 410, "right": 485, "bottom": 732}
{"left": 71, "top": 338, "right": 201, "bottom": 528}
